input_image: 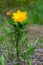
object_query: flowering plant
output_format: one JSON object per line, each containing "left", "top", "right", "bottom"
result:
{"left": 0, "top": 10, "right": 36, "bottom": 65}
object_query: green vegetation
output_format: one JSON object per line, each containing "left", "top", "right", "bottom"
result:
{"left": 0, "top": 0, "right": 43, "bottom": 25}
{"left": 0, "top": 0, "right": 43, "bottom": 65}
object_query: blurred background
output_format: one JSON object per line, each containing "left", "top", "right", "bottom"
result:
{"left": 0, "top": 0, "right": 43, "bottom": 65}
{"left": 0, "top": 0, "right": 43, "bottom": 25}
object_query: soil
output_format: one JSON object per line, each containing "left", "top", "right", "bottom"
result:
{"left": 0, "top": 24, "right": 43, "bottom": 65}
{"left": 28, "top": 24, "right": 43, "bottom": 65}
{"left": 7, "top": 24, "right": 43, "bottom": 65}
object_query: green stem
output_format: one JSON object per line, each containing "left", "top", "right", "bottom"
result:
{"left": 16, "top": 27, "right": 20, "bottom": 65}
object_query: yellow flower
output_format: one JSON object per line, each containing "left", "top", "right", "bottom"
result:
{"left": 6, "top": 10, "right": 12, "bottom": 15}
{"left": 12, "top": 10, "right": 27, "bottom": 22}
